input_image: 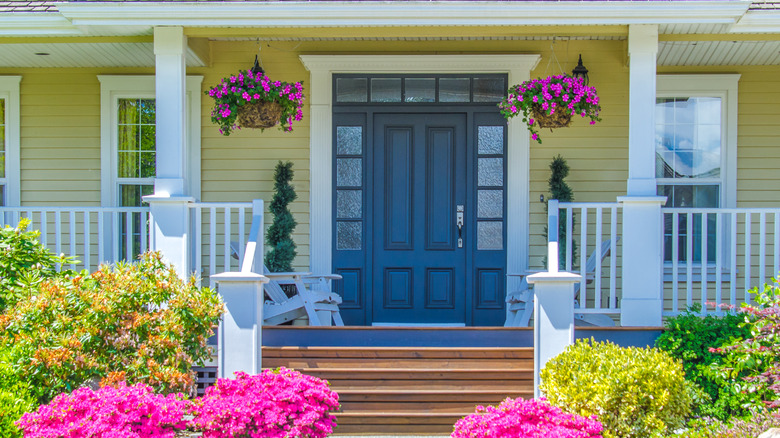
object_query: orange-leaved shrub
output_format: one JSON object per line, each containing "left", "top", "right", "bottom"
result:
{"left": 0, "top": 251, "right": 223, "bottom": 403}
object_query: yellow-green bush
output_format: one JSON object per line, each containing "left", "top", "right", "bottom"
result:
{"left": 540, "top": 339, "right": 693, "bottom": 438}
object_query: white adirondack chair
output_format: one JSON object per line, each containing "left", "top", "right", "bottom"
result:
{"left": 505, "top": 238, "right": 619, "bottom": 327}
{"left": 230, "top": 241, "right": 344, "bottom": 326}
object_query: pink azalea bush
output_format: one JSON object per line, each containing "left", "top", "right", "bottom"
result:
{"left": 451, "top": 397, "right": 603, "bottom": 438}
{"left": 190, "top": 368, "right": 339, "bottom": 438}
{"left": 206, "top": 70, "right": 304, "bottom": 135}
{"left": 499, "top": 75, "right": 601, "bottom": 144}
{"left": 15, "top": 383, "right": 189, "bottom": 438}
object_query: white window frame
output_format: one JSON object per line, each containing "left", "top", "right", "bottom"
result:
{"left": 0, "top": 76, "right": 21, "bottom": 207}
{"left": 657, "top": 74, "right": 739, "bottom": 273}
{"left": 98, "top": 75, "right": 202, "bottom": 206}
{"left": 656, "top": 74, "right": 739, "bottom": 210}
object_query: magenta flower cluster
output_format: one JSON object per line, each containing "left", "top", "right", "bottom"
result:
{"left": 190, "top": 368, "right": 339, "bottom": 438}
{"left": 499, "top": 75, "right": 601, "bottom": 144}
{"left": 15, "top": 383, "right": 189, "bottom": 438}
{"left": 16, "top": 368, "right": 339, "bottom": 438}
{"left": 206, "top": 70, "right": 305, "bottom": 136}
{"left": 451, "top": 397, "right": 603, "bottom": 438}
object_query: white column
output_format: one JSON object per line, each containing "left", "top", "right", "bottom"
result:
{"left": 213, "top": 272, "right": 269, "bottom": 378}
{"left": 527, "top": 270, "right": 581, "bottom": 398}
{"left": 620, "top": 24, "right": 666, "bottom": 327}
{"left": 627, "top": 24, "right": 659, "bottom": 196}
{"left": 146, "top": 26, "right": 192, "bottom": 277}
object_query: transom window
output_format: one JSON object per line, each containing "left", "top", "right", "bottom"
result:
{"left": 334, "top": 74, "right": 506, "bottom": 104}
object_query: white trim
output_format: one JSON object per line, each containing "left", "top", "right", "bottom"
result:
{"left": 656, "top": 74, "right": 740, "bottom": 209}
{"left": 58, "top": 1, "right": 748, "bottom": 27}
{"left": 0, "top": 76, "right": 21, "bottom": 207}
{"left": 0, "top": 14, "right": 82, "bottom": 36}
{"left": 98, "top": 75, "right": 202, "bottom": 207}
{"left": 299, "top": 54, "right": 540, "bottom": 300}
{"left": 732, "top": 10, "right": 780, "bottom": 34}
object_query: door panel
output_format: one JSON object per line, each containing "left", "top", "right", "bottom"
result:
{"left": 373, "top": 113, "right": 467, "bottom": 324}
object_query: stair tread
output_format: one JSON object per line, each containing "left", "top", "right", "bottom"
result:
{"left": 337, "top": 412, "right": 472, "bottom": 418}
{"left": 338, "top": 389, "right": 528, "bottom": 394}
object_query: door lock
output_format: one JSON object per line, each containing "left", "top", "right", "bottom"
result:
{"left": 456, "top": 205, "right": 464, "bottom": 248}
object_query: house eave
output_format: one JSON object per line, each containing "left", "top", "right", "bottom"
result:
{"left": 55, "top": 1, "right": 750, "bottom": 29}
{"left": 732, "top": 10, "right": 780, "bottom": 33}
{"left": 0, "top": 13, "right": 81, "bottom": 36}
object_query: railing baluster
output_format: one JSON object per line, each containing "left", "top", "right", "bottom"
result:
{"left": 209, "top": 208, "right": 216, "bottom": 287}
{"left": 98, "top": 210, "right": 104, "bottom": 264}
{"left": 701, "top": 212, "right": 708, "bottom": 314}
{"left": 112, "top": 211, "right": 120, "bottom": 263}
{"left": 194, "top": 207, "right": 203, "bottom": 287}
{"left": 686, "top": 212, "right": 693, "bottom": 310}
{"left": 730, "top": 212, "right": 737, "bottom": 309}
{"left": 69, "top": 211, "right": 77, "bottom": 271}
{"left": 745, "top": 212, "right": 752, "bottom": 305}
{"left": 775, "top": 212, "right": 780, "bottom": 281}
{"left": 40, "top": 211, "right": 47, "bottom": 247}
{"left": 715, "top": 213, "right": 723, "bottom": 315}
{"left": 760, "top": 212, "right": 767, "bottom": 288}
{"left": 609, "top": 206, "right": 617, "bottom": 309}
{"left": 224, "top": 207, "right": 231, "bottom": 272}
{"left": 566, "top": 206, "right": 573, "bottom": 271}
{"left": 140, "top": 211, "right": 148, "bottom": 254}
{"left": 580, "top": 207, "right": 588, "bottom": 308}
{"left": 238, "top": 207, "right": 246, "bottom": 268}
{"left": 672, "top": 212, "right": 679, "bottom": 314}
{"left": 125, "top": 211, "right": 133, "bottom": 262}
{"left": 83, "top": 211, "right": 90, "bottom": 271}
{"left": 54, "top": 211, "right": 62, "bottom": 271}
{"left": 595, "top": 207, "right": 603, "bottom": 309}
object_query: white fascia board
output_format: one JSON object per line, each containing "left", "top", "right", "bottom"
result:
{"left": 732, "top": 11, "right": 780, "bottom": 33}
{"left": 0, "top": 14, "right": 82, "bottom": 36}
{"left": 58, "top": 1, "right": 749, "bottom": 27}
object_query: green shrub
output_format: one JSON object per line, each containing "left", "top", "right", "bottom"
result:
{"left": 656, "top": 305, "right": 754, "bottom": 419}
{"left": 671, "top": 410, "right": 780, "bottom": 438}
{"left": 0, "top": 349, "right": 36, "bottom": 438}
{"left": 0, "top": 252, "right": 224, "bottom": 403}
{"left": 0, "top": 219, "right": 69, "bottom": 312}
{"left": 540, "top": 339, "right": 692, "bottom": 438}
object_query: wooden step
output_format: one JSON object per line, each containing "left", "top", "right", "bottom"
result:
{"left": 264, "top": 346, "right": 533, "bottom": 435}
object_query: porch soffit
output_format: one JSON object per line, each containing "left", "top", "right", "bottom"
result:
{"left": 0, "top": 41, "right": 205, "bottom": 67}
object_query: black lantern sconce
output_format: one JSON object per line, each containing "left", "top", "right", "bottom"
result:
{"left": 571, "top": 54, "right": 589, "bottom": 85}
{"left": 250, "top": 54, "right": 265, "bottom": 76}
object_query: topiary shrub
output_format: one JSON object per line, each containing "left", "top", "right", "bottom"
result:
{"left": 15, "top": 383, "right": 190, "bottom": 438}
{"left": 190, "top": 368, "right": 340, "bottom": 438}
{"left": 0, "top": 251, "right": 224, "bottom": 402}
{"left": 540, "top": 339, "right": 692, "bottom": 438}
{"left": 265, "top": 161, "right": 298, "bottom": 272}
{"left": 0, "top": 219, "right": 69, "bottom": 313}
{"left": 655, "top": 305, "right": 754, "bottom": 419}
{"left": 451, "top": 397, "right": 603, "bottom": 438}
{"left": 0, "top": 349, "right": 35, "bottom": 438}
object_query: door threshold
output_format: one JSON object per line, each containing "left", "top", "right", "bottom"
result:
{"left": 371, "top": 322, "right": 467, "bottom": 327}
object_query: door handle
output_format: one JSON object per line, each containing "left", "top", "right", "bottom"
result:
{"left": 456, "top": 205, "right": 464, "bottom": 248}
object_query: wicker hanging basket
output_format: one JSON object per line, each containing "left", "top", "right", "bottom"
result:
{"left": 532, "top": 105, "right": 572, "bottom": 129}
{"left": 237, "top": 101, "right": 283, "bottom": 129}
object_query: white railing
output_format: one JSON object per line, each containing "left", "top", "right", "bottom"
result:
{"left": 0, "top": 206, "right": 153, "bottom": 272}
{"left": 189, "top": 200, "right": 262, "bottom": 286}
{"left": 550, "top": 200, "right": 623, "bottom": 314}
{"left": 662, "top": 207, "right": 780, "bottom": 315}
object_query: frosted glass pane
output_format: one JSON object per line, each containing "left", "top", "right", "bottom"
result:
{"left": 473, "top": 77, "right": 504, "bottom": 102}
{"left": 337, "top": 78, "right": 367, "bottom": 102}
{"left": 439, "top": 78, "right": 470, "bottom": 102}
{"left": 478, "top": 126, "right": 503, "bottom": 155}
{"left": 337, "top": 190, "right": 362, "bottom": 219}
{"left": 478, "top": 158, "right": 503, "bottom": 187}
{"left": 337, "top": 126, "right": 362, "bottom": 155}
{"left": 478, "top": 190, "right": 503, "bottom": 219}
{"left": 337, "top": 221, "right": 362, "bottom": 250}
{"left": 371, "top": 78, "right": 402, "bottom": 102}
{"left": 405, "top": 78, "right": 435, "bottom": 102}
{"left": 478, "top": 221, "right": 503, "bottom": 250}
{"left": 337, "top": 158, "right": 362, "bottom": 187}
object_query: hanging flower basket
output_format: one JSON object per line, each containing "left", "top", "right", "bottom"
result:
{"left": 206, "top": 69, "right": 304, "bottom": 136}
{"left": 532, "top": 104, "right": 572, "bottom": 129}
{"left": 237, "top": 100, "right": 283, "bottom": 129}
{"left": 499, "top": 75, "right": 601, "bottom": 144}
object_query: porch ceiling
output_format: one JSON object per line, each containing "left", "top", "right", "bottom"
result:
{"left": 0, "top": 41, "right": 206, "bottom": 67}
{"left": 658, "top": 39, "right": 780, "bottom": 65}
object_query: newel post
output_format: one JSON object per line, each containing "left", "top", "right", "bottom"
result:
{"left": 213, "top": 272, "right": 269, "bottom": 378}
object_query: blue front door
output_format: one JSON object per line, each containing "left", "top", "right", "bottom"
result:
{"left": 372, "top": 113, "right": 467, "bottom": 324}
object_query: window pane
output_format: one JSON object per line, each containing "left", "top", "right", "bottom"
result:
{"left": 118, "top": 152, "right": 139, "bottom": 178}
{"left": 655, "top": 96, "right": 721, "bottom": 179}
{"left": 118, "top": 125, "right": 139, "bottom": 151}
{"left": 0, "top": 184, "right": 4, "bottom": 206}
{"left": 439, "top": 78, "right": 470, "bottom": 102}
{"left": 336, "top": 190, "right": 362, "bottom": 219}
{"left": 336, "top": 126, "right": 362, "bottom": 155}
{"left": 118, "top": 99, "right": 139, "bottom": 124}
{"left": 404, "top": 78, "right": 435, "bottom": 103}
{"left": 140, "top": 99, "right": 155, "bottom": 124}
{"left": 140, "top": 152, "right": 156, "bottom": 178}
{"left": 119, "top": 184, "right": 153, "bottom": 207}
{"left": 337, "top": 221, "right": 362, "bottom": 250}
{"left": 478, "top": 126, "right": 504, "bottom": 155}
{"left": 336, "top": 78, "right": 367, "bottom": 103}
{"left": 478, "top": 158, "right": 503, "bottom": 187}
{"left": 371, "top": 78, "right": 402, "bottom": 103}
{"left": 477, "top": 221, "right": 503, "bottom": 250}
{"left": 140, "top": 125, "right": 155, "bottom": 151}
{"left": 473, "top": 77, "right": 504, "bottom": 102}
{"left": 336, "top": 158, "right": 362, "bottom": 187}
{"left": 0, "top": 153, "right": 5, "bottom": 179}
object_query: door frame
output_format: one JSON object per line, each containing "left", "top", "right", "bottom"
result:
{"left": 300, "top": 54, "right": 541, "bottom": 305}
